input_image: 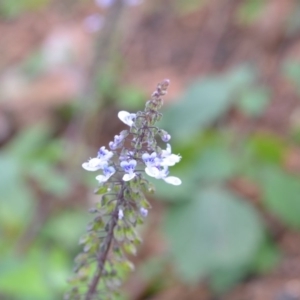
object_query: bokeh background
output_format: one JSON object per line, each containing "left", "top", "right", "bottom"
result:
{"left": 2, "top": 0, "right": 300, "bottom": 299}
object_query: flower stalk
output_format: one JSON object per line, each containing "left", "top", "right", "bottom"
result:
{"left": 66, "top": 79, "right": 181, "bottom": 300}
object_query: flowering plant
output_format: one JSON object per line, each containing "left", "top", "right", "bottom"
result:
{"left": 66, "top": 79, "right": 181, "bottom": 300}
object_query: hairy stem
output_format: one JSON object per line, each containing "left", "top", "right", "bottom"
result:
{"left": 85, "top": 184, "right": 125, "bottom": 300}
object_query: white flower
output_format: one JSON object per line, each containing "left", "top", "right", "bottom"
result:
{"left": 97, "top": 146, "right": 113, "bottom": 161}
{"left": 82, "top": 158, "right": 108, "bottom": 171}
{"left": 95, "top": 166, "right": 115, "bottom": 183}
{"left": 139, "top": 207, "right": 148, "bottom": 217}
{"left": 118, "top": 111, "right": 136, "bottom": 127}
{"left": 145, "top": 166, "right": 181, "bottom": 186}
{"left": 160, "top": 144, "right": 181, "bottom": 166}
{"left": 118, "top": 208, "right": 124, "bottom": 220}
{"left": 120, "top": 159, "right": 137, "bottom": 181}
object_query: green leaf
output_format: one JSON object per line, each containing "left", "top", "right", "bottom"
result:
{"left": 161, "top": 65, "right": 255, "bottom": 141}
{"left": 192, "top": 146, "right": 237, "bottom": 182}
{"left": 247, "top": 133, "right": 286, "bottom": 164}
{"left": 94, "top": 185, "right": 108, "bottom": 195}
{"left": 236, "top": 0, "right": 267, "bottom": 25}
{"left": 282, "top": 60, "right": 300, "bottom": 95}
{"left": 237, "top": 87, "right": 270, "bottom": 117}
{"left": 0, "top": 154, "right": 35, "bottom": 230}
{"left": 261, "top": 166, "right": 300, "bottom": 228}
{"left": 164, "top": 186, "right": 264, "bottom": 284}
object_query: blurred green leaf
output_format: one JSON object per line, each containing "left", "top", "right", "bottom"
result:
{"left": 282, "top": 60, "right": 300, "bottom": 95}
{"left": 41, "top": 210, "right": 90, "bottom": 250}
{"left": 4, "top": 124, "right": 50, "bottom": 160}
{"left": 0, "top": 246, "right": 69, "bottom": 300}
{"left": 164, "top": 186, "right": 264, "bottom": 284}
{"left": 237, "top": 87, "right": 270, "bottom": 117}
{"left": 192, "top": 146, "right": 237, "bottom": 182}
{"left": 261, "top": 166, "right": 300, "bottom": 228}
{"left": 0, "top": 0, "right": 50, "bottom": 18}
{"left": 29, "top": 161, "right": 71, "bottom": 197}
{"left": 117, "top": 86, "right": 146, "bottom": 110}
{"left": 251, "top": 237, "right": 280, "bottom": 274}
{"left": 237, "top": 0, "right": 267, "bottom": 25}
{"left": 0, "top": 154, "right": 34, "bottom": 230}
{"left": 161, "top": 65, "right": 255, "bottom": 141}
{"left": 247, "top": 133, "right": 286, "bottom": 164}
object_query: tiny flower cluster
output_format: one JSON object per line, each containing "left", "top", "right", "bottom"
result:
{"left": 68, "top": 79, "right": 180, "bottom": 300}
{"left": 82, "top": 110, "right": 181, "bottom": 186}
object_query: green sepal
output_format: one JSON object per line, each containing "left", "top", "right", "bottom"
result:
{"left": 130, "top": 176, "right": 140, "bottom": 193}
{"left": 113, "top": 246, "right": 124, "bottom": 260}
{"left": 124, "top": 207, "right": 136, "bottom": 224}
{"left": 94, "top": 185, "right": 108, "bottom": 195}
{"left": 114, "top": 225, "right": 125, "bottom": 242}
{"left": 119, "top": 260, "right": 135, "bottom": 272}
{"left": 140, "top": 195, "right": 152, "bottom": 209}
{"left": 123, "top": 241, "right": 137, "bottom": 256}
{"left": 124, "top": 225, "right": 137, "bottom": 241}
{"left": 136, "top": 215, "right": 144, "bottom": 225}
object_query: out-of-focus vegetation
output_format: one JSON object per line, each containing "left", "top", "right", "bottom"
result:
{"left": 2, "top": 0, "right": 300, "bottom": 299}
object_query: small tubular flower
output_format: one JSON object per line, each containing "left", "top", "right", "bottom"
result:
{"left": 95, "top": 165, "right": 115, "bottom": 183}
{"left": 120, "top": 159, "right": 137, "bottom": 181}
{"left": 139, "top": 207, "right": 148, "bottom": 217}
{"left": 118, "top": 111, "right": 136, "bottom": 127}
{"left": 109, "top": 134, "right": 125, "bottom": 150}
{"left": 118, "top": 209, "right": 124, "bottom": 220}
{"left": 145, "top": 166, "right": 181, "bottom": 186}
{"left": 142, "top": 152, "right": 158, "bottom": 168}
{"left": 82, "top": 158, "right": 108, "bottom": 171}
{"left": 160, "top": 144, "right": 181, "bottom": 166}
{"left": 97, "top": 146, "right": 113, "bottom": 161}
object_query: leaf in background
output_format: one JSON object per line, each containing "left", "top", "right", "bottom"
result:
{"left": 164, "top": 186, "right": 264, "bottom": 284}
{"left": 282, "top": 60, "right": 300, "bottom": 95}
{"left": 236, "top": 87, "right": 270, "bottom": 117}
{"left": 251, "top": 237, "right": 280, "bottom": 274}
{"left": 191, "top": 146, "right": 237, "bottom": 182}
{"left": 161, "top": 65, "right": 255, "bottom": 141}
{"left": 0, "top": 246, "right": 69, "bottom": 300}
{"left": 0, "top": 0, "right": 50, "bottom": 18}
{"left": 41, "top": 210, "right": 90, "bottom": 250}
{"left": 4, "top": 124, "right": 50, "bottom": 160}
{"left": 0, "top": 154, "right": 34, "bottom": 230}
{"left": 247, "top": 133, "right": 287, "bottom": 164}
{"left": 261, "top": 166, "right": 300, "bottom": 228}
{"left": 117, "top": 85, "right": 146, "bottom": 110}
{"left": 236, "top": 0, "right": 267, "bottom": 25}
{"left": 29, "top": 161, "right": 71, "bottom": 198}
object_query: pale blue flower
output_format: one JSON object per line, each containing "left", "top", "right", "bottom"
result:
{"left": 140, "top": 207, "right": 148, "bottom": 217}
{"left": 95, "top": 165, "right": 115, "bottom": 183}
{"left": 142, "top": 152, "right": 158, "bottom": 168}
{"left": 97, "top": 146, "right": 113, "bottom": 161}
{"left": 109, "top": 134, "right": 125, "bottom": 150}
{"left": 120, "top": 159, "right": 137, "bottom": 181}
